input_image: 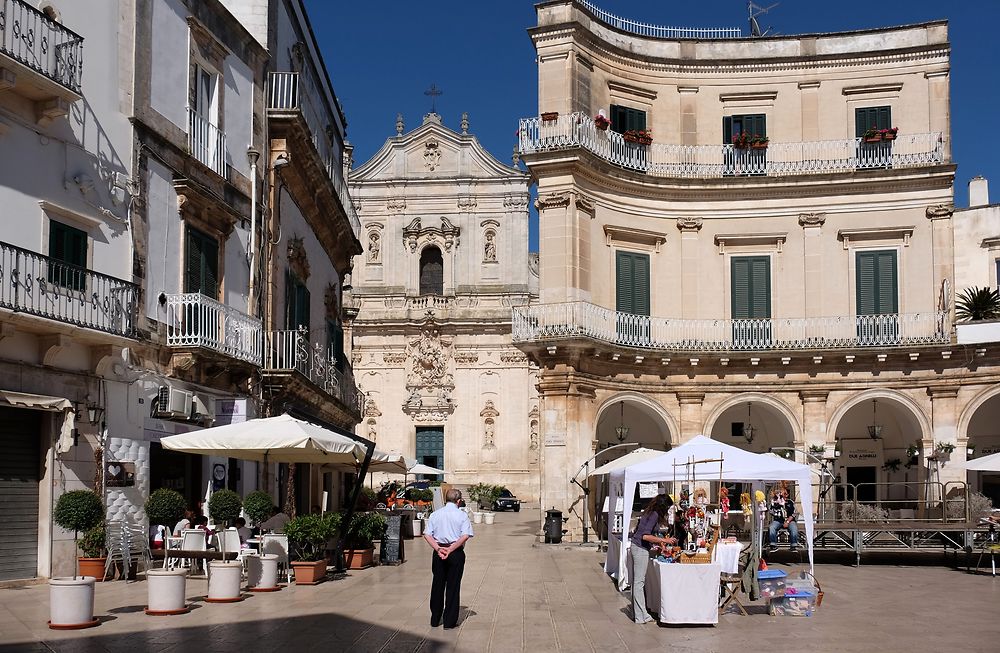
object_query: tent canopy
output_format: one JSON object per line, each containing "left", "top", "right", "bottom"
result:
{"left": 160, "top": 413, "right": 365, "bottom": 464}
{"left": 408, "top": 463, "right": 446, "bottom": 476}
{"left": 610, "top": 435, "right": 815, "bottom": 581}
{"left": 589, "top": 447, "right": 667, "bottom": 477}
{"left": 964, "top": 451, "right": 1000, "bottom": 472}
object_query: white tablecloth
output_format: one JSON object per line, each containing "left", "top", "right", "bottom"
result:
{"left": 605, "top": 533, "right": 630, "bottom": 587}
{"left": 713, "top": 541, "right": 743, "bottom": 574}
{"left": 645, "top": 561, "right": 721, "bottom": 625}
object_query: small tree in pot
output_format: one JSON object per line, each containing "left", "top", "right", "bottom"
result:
{"left": 145, "top": 488, "right": 187, "bottom": 535}
{"left": 341, "top": 511, "right": 387, "bottom": 569}
{"left": 53, "top": 490, "right": 104, "bottom": 579}
{"left": 49, "top": 489, "right": 104, "bottom": 629}
{"left": 208, "top": 489, "right": 242, "bottom": 527}
{"left": 243, "top": 490, "right": 275, "bottom": 528}
{"left": 285, "top": 513, "right": 340, "bottom": 584}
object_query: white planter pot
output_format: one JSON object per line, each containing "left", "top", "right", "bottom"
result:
{"left": 483, "top": 512, "right": 496, "bottom": 525}
{"left": 49, "top": 577, "right": 97, "bottom": 629}
{"left": 473, "top": 512, "right": 484, "bottom": 524}
{"left": 207, "top": 561, "right": 244, "bottom": 602}
{"left": 412, "top": 519, "right": 423, "bottom": 537}
{"left": 146, "top": 568, "right": 188, "bottom": 615}
{"left": 247, "top": 554, "right": 279, "bottom": 591}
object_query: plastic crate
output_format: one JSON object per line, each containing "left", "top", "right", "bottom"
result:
{"left": 768, "top": 591, "right": 817, "bottom": 617}
{"left": 758, "top": 569, "right": 787, "bottom": 599}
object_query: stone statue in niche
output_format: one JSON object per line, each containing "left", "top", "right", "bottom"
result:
{"left": 480, "top": 399, "right": 499, "bottom": 463}
{"left": 484, "top": 418, "right": 495, "bottom": 448}
{"left": 528, "top": 420, "right": 539, "bottom": 464}
{"left": 406, "top": 388, "right": 422, "bottom": 408}
{"left": 484, "top": 231, "right": 497, "bottom": 262}
{"left": 367, "top": 418, "right": 377, "bottom": 441}
{"left": 368, "top": 231, "right": 380, "bottom": 263}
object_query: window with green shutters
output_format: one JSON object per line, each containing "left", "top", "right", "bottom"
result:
{"left": 723, "top": 114, "right": 767, "bottom": 144}
{"left": 615, "top": 251, "right": 650, "bottom": 316}
{"left": 731, "top": 256, "right": 771, "bottom": 319}
{"left": 855, "top": 106, "right": 892, "bottom": 137}
{"left": 48, "top": 220, "right": 88, "bottom": 291}
{"left": 284, "top": 270, "right": 311, "bottom": 333}
{"left": 855, "top": 250, "right": 898, "bottom": 315}
{"left": 610, "top": 104, "right": 647, "bottom": 134}
{"left": 184, "top": 226, "right": 219, "bottom": 298}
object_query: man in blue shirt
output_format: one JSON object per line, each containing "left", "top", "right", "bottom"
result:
{"left": 423, "top": 488, "right": 474, "bottom": 628}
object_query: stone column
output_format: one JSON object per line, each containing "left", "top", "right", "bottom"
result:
{"left": 926, "top": 205, "right": 955, "bottom": 321}
{"left": 676, "top": 391, "right": 706, "bottom": 441}
{"left": 799, "top": 390, "right": 830, "bottom": 450}
{"left": 799, "top": 214, "right": 826, "bottom": 321}
{"left": 928, "top": 387, "right": 963, "bottom": 484}
{"left": 676, "top": 218, "right": 703, "bottom": 319}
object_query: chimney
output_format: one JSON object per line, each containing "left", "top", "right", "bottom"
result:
{"left": 969, "top": 176, "right": 990, "bottom": 207}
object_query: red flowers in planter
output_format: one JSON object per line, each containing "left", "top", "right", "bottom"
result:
{"left": 733, "top": 132, "right": 768, "bottom": 149}
{"left": 594, "top": 114, "right": 610, "bottom": 131}
{"left": 622, "top": 129, "right": 652, "bottom": 145}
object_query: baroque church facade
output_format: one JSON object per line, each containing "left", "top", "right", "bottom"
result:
{"left": 346, "top": 113, "right": 541, "bottom": 500}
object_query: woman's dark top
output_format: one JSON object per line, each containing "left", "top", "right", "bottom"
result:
{"left": 630, "top": 510, "right": 662, "bottom": 549}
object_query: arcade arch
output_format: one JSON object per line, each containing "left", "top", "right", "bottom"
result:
{"left": 704, "top": 393, "right": 800, "bottom": 455}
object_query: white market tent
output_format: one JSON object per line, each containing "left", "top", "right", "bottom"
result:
{"left": 609, "top": 435, "right": 815, "bottom": 585}
{"left": 589, "top": 447, "right": 667, "bottom": 477}
{"left": 964, "top": 451, "right": 1000, "bottom": 472}
{"left": 408, "top": 463, "right": 446, "bottom": 476}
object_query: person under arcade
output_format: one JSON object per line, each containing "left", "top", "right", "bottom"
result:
{"left": 628, "top": 494, "right": 678, "bottom": 624}
{"left": 767, "top": 487, "right": 799, "bottom": 553}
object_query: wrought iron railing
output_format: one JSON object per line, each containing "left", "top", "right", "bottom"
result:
{"left": 512, "top": 302, "right": 950, "bottom": 352}
{"left": 576, "top": 0, "right": 741, "bottom": 39}
{"left": 518, "top": 113, "right": 946, "bottom": 178}
{"left": 0, "top": 0, "right": 84, "bottom": 94}
{"left": 0, "top": 240, "right": 137, "bottom": 338}
{"left": 164, "top": 293, "right": 262, "bottom": 366}
{"left": 187, "top": 107, "right": 228, "bottom": 179}
{"left": 267, "top": 71, "right": 360, "bottom": 239}
{"left": 264, "top": 328, "right": 362, "bottom": 413}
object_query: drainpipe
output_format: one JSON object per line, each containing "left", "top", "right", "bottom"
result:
{"left": 247, "top": 147, "right": 261, "bottom": 316}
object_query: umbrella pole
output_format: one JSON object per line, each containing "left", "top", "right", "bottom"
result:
{"left": 335, "top": 443, "right": 374, "bottom": 572}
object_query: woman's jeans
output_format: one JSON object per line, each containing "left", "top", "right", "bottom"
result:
{"left": 628, "top": 546, "right": 653, "bottom": 623}
{"left": 768, "top": 520, "right": 799, "bottom": 546}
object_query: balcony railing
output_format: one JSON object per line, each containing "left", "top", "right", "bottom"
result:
{"left": 518, "top": 113, "right": 946, "bottom": 179}
{"left": 187, "top": 108, "right": 228, "bottom": 179}
{"left": 577, "top": 0, "right": 741, "bottom": 39}
{"left": 512, "top": 302, "right": 950, "bottom": 352}
{"left": 0, "top": 0, "right": 84, "bottom": 94}
{"left": 264, "top": 328, "right": 362, "bottom": 413}
{"left": 0, "top": 240, "right": 137, "bottom": 338}
{"left": 165, "top": 293, "right": 262, "bottom": 366}
{"left": 267, "top": 71, "right": 360, "bottom": 239}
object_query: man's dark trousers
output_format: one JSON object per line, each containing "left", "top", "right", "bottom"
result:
{"left": 430, "top": 547, "right": 465, "bottom": 627}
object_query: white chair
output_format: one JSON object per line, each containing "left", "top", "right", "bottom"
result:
{"left": 261, "top": 534, "right": 291, "bottom": 584}
{"left": 214, "top": 528, "right": 244, "bottom": 564}
{"left": 180, "top": 528, "right": 207, "bottom": 574}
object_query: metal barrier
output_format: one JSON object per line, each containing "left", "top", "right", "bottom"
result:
{"left": 820, "top": 481, "right": 970, "bottom": 524}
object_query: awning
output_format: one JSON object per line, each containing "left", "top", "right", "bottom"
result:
{"left": 0, "top": 390, "right": 76, "bottom": 454}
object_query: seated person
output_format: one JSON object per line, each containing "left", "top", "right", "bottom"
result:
{"left": 173, "top": 509, "right": 194, "bottom": 536}
{"left": 194, "top": 515, "right": 215, "bottom": 548}
{"left": 767, "top": 489, "right": 799, "bottom": 553}
{"left": 235, "top": 517, "right": 252, "bottom": 544}
{"left": 260, "top": 506, "right": 291, "bottom": 533}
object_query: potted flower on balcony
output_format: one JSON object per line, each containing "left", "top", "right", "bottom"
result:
{"left": 594, "top": 113, "right": 611, "bottom": 131}
{"left": 541, "top": 111, "right": 559, "bottom": 122}
{"left": 863, "top": 126, "right": 883, "bottom": 143}
{"left": 881, "top": 127, "right": 899, "bottom": 141}
{"left": 622, "top": 129, "right": 652, "bottom": 146}
{"left": 285, "top": 513, "right": 339, "bottom": 584}
{"left": 750, "top": 134, "right": 769, "bottom": 150}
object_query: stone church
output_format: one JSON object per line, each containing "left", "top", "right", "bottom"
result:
{"left": 345, "top": 112, "right": 540, "bottom": 501}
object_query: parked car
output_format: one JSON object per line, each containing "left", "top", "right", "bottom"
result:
{"left": 493, "top": 488, "right": 521, "bottom": 512}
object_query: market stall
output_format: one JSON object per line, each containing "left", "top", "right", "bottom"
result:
{"left": 608, "top": 435, "right": 816, "bottom": 607}
{"left": 645, "top": 560, "right": 722, "bottom": 625}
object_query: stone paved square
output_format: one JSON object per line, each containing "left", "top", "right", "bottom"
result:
{"left": 2, "top": 509, "right": 998, "bottom": 653}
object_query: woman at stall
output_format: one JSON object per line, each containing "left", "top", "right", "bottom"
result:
{"left": 628, "top": 494, "right": 678, "bottom": 624}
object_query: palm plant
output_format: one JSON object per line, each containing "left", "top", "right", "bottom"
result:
{"left": 955, "top": 286, "right": 1000, "bottom": 322}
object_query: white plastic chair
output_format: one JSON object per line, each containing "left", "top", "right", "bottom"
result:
{"left": 214, "top": 528, "right": 244, "bottom": 564}
{"left": 261, "top": 534, "right": 291, "bottom": 584}
{"left": 180, "top": 528, "right": 207, "bottom": 573}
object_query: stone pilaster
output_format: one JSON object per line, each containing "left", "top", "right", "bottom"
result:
{"left": 677, "top": 218, "right": 703, "bottom": 319}
{"left": 926, "top": 204, "right": 955, "bottom": 322}
{"left": 928, "top": 387, "right": 963, "bottom": 483}
{"left": 676, "top": 391, "right": 706, "bottom": 440}
{"left": 799, "top": 389, "right": 829, "bottom": 450}
{"left": 799, "top": 213, "right": 826, "bottom": 321}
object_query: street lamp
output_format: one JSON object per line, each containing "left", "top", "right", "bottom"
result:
{"left": 967, "top": 443, "right": 976, "bottom": 459}
{"left": 867, "top": 399, "right": 882, "bottom": 440}
{"left": 86, "top": 402, "right": 104, "bottom": 426}
{"left": 614, "top": 401, "right": 629, "bottom": 443}
{"left": 742, "top": 403, "right": 755, "bottom": 444}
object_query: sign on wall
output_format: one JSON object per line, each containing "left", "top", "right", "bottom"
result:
{"left": 840, "top": 439, "right": 883, "bottom": 467}
{"left": 106, "top": 461, "right": 136, "bottom": 487}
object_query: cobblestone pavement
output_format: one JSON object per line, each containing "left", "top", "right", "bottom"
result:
{"left": 2, "top": 508, "right": 999, "bottom": 652}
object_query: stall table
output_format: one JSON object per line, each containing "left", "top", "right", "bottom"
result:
{"left": 645, "top": 561, "right": 721, "bottom": 625}
{"left": 605, "top": 533, "right": 630, "bottom": 587}
{"left": 712, "top": 541, "right": 743, "bottom": 575}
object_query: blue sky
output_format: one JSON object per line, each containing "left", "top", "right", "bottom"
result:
{"left": 312, "top": 0, "right": 999, "bottom": 251}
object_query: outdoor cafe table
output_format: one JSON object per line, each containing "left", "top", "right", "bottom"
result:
{"left": 645, "top": 560, "right": 721, "bottom": 625}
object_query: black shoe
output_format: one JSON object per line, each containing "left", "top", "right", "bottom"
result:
{"left": 768, "top": 545, "right": 778, "bottom": 553}
{"left": 431, "top": 619, "right": 441, "bottom": 627}
{"left": 789, "top": 546, "right": 799, "bottom": 553}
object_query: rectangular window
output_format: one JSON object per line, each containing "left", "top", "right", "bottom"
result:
{"left": 855, "top": 106, "right": 893, "bottom": 169}
{"left": 184, "top": 226, "right": 219, "bottom": 298}
{"left": 723, "top": 114, "right": 767, "bottom": 144}
{"left": 610, "top": 104, "right": 647, "bottom": 134}
{"left": 723, "top": 114, "right": 767, "bottom": 176}
{"left": 284, "top": 270, "right": 311, "bottom": 333}
{"left": 615, "top": 250, "right": 650, "bottom": 344}
{"left": 996, "top": 260, "right": 1000, "bottom": 290}
{"left": 48, "top": 220, "right": 87, "bottom": 291}
{"left": 731, "top": 256, "right": 771, "bottom": 347}
{"left": 855, "top": 106, "right": 892, "bottom": 137}
{"left": 415, "top": 427, "right": 444, "bottom": 480}
{"left": 192, "top": 64, "right": 218, "bottom": 124}
{"left": 856, "top": 249, "right": 898, "bottom": 344}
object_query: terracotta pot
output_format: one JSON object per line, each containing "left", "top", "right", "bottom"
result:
{"left": 864, "top": 135, "right": 883, "bottom": 143}
{"left": 541, "top": 112, "right": 558, "bottom": 122}
{"left": 78, "top": 558, "right": 107, "bottom": 582}
{"left": 343, "top": 548, "right": 374, "bottom": 570}
{"left": 883, "top": 132, "right": 897, "bottom": 141}
{"left": 751, "top": 143, "right": 768, "bottom": 150}
{"left": 595, "top": 121, "right": 609, "bottom": 131}
{"left": 49, "top": 576, "right": 98, "bottom": 629}
{"left": 145, "top": 568, "right": 189, "bottom": 615}
{"left": 247, "top": 554, "right": 280, "bottom": 591}
{"left": 291, "top": 559, "right": 328, "bottom": 584}
{"left": 206, "top": 561, "right": 243, "bottom": 602}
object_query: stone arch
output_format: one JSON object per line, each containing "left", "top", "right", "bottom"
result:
{"left": 828, "top": 389, "right": 931, "bottom": 444}
{"left": 594, "top": 391, "right": 677, "bottom": 448}
{"left": 958, "top": 385, "right": 1000, "bottom": 440}
{"left": 702, "top": 392, "right": 802, "bottom": 447}
{"left": 418, "top": 245, "right": 443, "bottom": 295}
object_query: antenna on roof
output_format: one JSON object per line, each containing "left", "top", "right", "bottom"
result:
{"left": 748, "top": 1, "right": 779, "bottom": 38}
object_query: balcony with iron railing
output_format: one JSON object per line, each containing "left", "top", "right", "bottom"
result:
{"left": 518, "top": 113, "right": 947, "bottom": 180}
{"left": 267, "top": 71, "right": 360, "bottom": 240}
{"left": 164, "top": 293, "right": 262, "bottom": 366}
{"left": 0, "top": 0, "right": 84, "bottom": 100}
{"left": 0, "top": 240, "right": 137, "bottom": 339}
{"left": 512, "top": 302, "right": 950, "bottom": 353}
{"left": 187, "top": 108, "right": 229, "bottom": 180}
{"left": 263, "top": 328, "right": 362, "bottom": 417}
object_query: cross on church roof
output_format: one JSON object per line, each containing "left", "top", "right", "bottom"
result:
{"left": 424, "top": 83, "right": 443, "bottom": 113}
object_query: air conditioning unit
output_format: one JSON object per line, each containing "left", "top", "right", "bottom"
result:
{"left": 155, "top": 385, "right": 192, "bottom": 419}
{"left": 192, "top": 394, "right": 216, "bottom": 425}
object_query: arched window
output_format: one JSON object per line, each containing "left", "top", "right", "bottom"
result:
{"left": 419, "top": 246, "right": 443, "bottom": 295}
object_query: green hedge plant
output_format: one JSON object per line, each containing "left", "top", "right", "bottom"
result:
{"left": 145, "top": 488, "right": 186, "bottom": 529}
{"left": 285, "top": 513, "right": 340, "bottom": 561}
{"left": 208, "top": 489, "right": 242, "bottom": 526}
{"left": 243, "top": 491, "right": 275, "bottom": 526}
{"left": 79, "top": 525, "right": 107, "bottom": 558}
{"left": 342, "top": 511, "right": 387, "bottom": 550}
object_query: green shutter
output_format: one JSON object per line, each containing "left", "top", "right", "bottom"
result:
{"left": 202, "top": 233, "right": 218, "bottom": 299}
{"left": 856, "top": 252, "right": 876, "bottom": 314}
{"left": 724, "top": 116, "right": 733, "bottom": 144}
{"left": 185, "top": 227, "right": 218, "bottom": 298}
{"left": 185, "top": 228, "right": 203, "bottom": 294}
{"left": 610, "top": 104, "right": 647, "bottom": 133}
{"left": 633, "top": 254, "right": 650, "bottom": 316}
{"left": 48, "top": 221, "right": 87, "bottom": 290}
{"left": 732, "top": 256, "right": 770, "bottom": 319}
{"left": 856, "top": 106, "right": 892, "bottom": 136}
{"left": 856, "top": 250, "right": 897, "bottom": 315}
{"left": 876, "top": 250, "right": 897, "bottom": 313}
{"left": 615, "top": 251, "right": 649, "bottom": 316}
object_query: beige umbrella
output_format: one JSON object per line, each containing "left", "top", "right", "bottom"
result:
{"left": 322, "top": 450, "right": 415, "bottom": 475}
{"left": 588, "top": 447, "right": 667, "bottom": 476}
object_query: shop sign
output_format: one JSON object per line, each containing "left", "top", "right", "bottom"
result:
{"left": 841, "top": 439, "right": 883, "bottom": 466}
{"left": 106, "top": 461, "right": 136, "bottom": 487}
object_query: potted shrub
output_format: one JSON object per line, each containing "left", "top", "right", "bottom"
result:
{"left": 732, "top": 131, "right": 752, "bottom": 150}
{"left": 145, "top": 488, "right": 186, "bottom": 537}
{"left": 750, "top": 134, "right": 769, "bottom": 149}
{"left": 955, "top": 287, "right": 1000, "bottom": 344}
{"left": 208, "top": 489, "right": 242, "bottom": 529}
{"left": 205, "top": 489, "right": 244, "bottom": 601}
{"left": 285, "top": 513, "right": 339, "bottom": 584}
{"left": 342, "top": 511, "right": 386, "bottom": 570}
{"left": 243, "top": 490, "right": 275, "bottom": 528}
{"left": 881, "top": 127, "right": 898, "bottom": 141}
{"left": 862, "top": 126, "right": 883, "bottom": 143}
{"left": 78, "top": 525, "right": 107, "bottom": 581}
{"left": 50, "top": 489, "right": 104, "bottom": 629}
{"left": 622, "top": 129, "right": 652, "bottom": 146}
{"left": 594, "top": 113, "right": 610, "bottom": 131}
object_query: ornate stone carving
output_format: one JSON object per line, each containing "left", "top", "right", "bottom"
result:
{"left": 457, "top": 195, "right": 477, "bottom": 210}
{"left": 367, "top": 231, "right": 381, "bottom": 263}
{"left": 287, "top": 236, "right": 310, "bottom": 279}
{"left": 500, "top": 351, "right": 528, "bottom": 364}
{"left": 504, "top": 193, "right": 530, "bottom": 210}
{"left": 454, "top": 351, "right": 479, "bottom": 364}
{"left": 926, "top": 204, "right": 955, "bottom": 220}
{"left": 324, "top": 283, "right": 338, "bottom": 320}
{"left": 363, "top": 396, "right": 382, "bottom": 418}
{"left": 481, "top": 400, "right": 499, "bottom": 463}
{"left": 461, "top": 111, "right": 469, "bottom": 135}
{"left": 527, "top": 252, "right": 539, "bottom": 278}
{"left": 401, "top": 323, "right": 457, "bottom": 422}
{"left": 534, "top": 192, "right": 571, "bottom": 211}
{"left": 366, "top": 418, "right": 377, "bottom": 442}
{"left": 529, "top": 405, "right": 540, "bottom": 464}
{"left": 676, "top": 217, "right": 703, "bottom": 232}
{"left": 395, "top": 113, "right": 404, "bottom": 136}
{"left": 382, "top": 352, "right": 408, "bottom": 364}
{"left": 798, "top": 213, "right": 826, "bottom": 227}
{"left": 402, "top": 216, "right": 461, "bottom": 253}
{"left": 387, "top": 197, "right": 406, "bottom": 213}
{"left": 576, "top": 195, "right": 595, "bottom": 213}
{"left": 483, "top": 230, "right": 497, "bottom": 262}
{"left": 423, "top": 139, "right": 441, "bottom": 171}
